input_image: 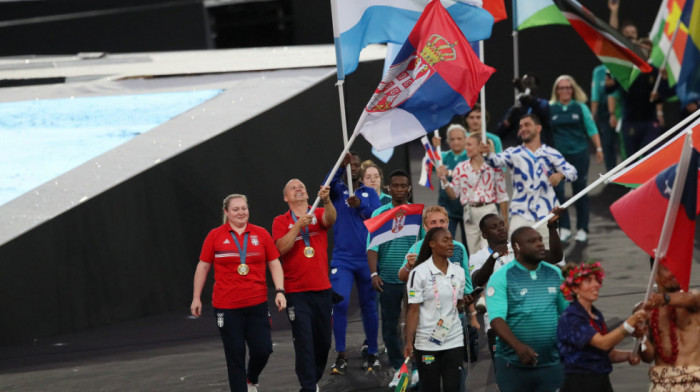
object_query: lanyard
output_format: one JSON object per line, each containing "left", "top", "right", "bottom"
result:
{"left": 430, "top": 271, "right": 457, "bottom": 315}
{"left": 290, "top": 210, "right": 311, "bottom": 248}
{"left": 230, "top": 232, "right": 249, "bottom": 265}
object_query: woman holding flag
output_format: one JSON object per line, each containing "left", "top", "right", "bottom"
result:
{"left": 190, "top": 194, "right": 286, "bottom": 392}
{"left": 404, "top": 227, "right": 468, "bottom": 392}
{"left": 438, "top": 132, "right": 509, "bottom": 255}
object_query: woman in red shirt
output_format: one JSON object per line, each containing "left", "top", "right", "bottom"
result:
{"left": 191, "top": 194, "right": 286, "bottom": 392}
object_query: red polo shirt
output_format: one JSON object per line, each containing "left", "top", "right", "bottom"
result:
{"left": 272, "top": 207, "right": 331, "bottom": 293}
{"left": 199, "top": 223, "right": 280, "bottom": 309}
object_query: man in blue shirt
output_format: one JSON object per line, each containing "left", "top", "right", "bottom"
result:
{"left": 485, "top": 226, "right": 568, "bottom": 392}
{"left": 327, "top": 153, "right": 381, "bottom": 375}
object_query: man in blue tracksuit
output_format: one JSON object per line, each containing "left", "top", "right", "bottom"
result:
{"left": 327, "top": 152, "right": 382, "bottom": 375}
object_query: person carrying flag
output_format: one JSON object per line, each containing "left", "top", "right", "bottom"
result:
{"left": 438, "top": 132, "right": 509, "bottom": 255}
{"left": 272, "top": 179, "right": 336, "bottom": 392}
{"left": 325, "top": 152, "right": 382, "bottom": 375}
{"left": 642, "top": 264, "right": 700, "bottom": 391}
{"left": 367, "top": 169, "right": 417, "bottom": 387}
{"left": 480, "top": 113, "right": 577, "bottom": 247}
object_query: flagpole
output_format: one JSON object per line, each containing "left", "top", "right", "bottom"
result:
{"left": 651, "top": 15, "right": 681, "bottom": 98}
{"left": 512, "top": 0, "right": 520, "bottom": 103}
{"left": 631, "top": 131, "right": 694, "bottom": 354}
{"left": 309, "top": 111, "right": 369, "bottom": 214}
{"left": 479, "top": 40, "right": 487, "bottom": 145}
{"left": 531, "top": 108, "right": 700, "bottom": 228}
{"left": 330, "top": 0, "right": 355, "bottom": 194}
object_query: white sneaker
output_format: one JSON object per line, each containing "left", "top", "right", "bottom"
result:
{"left": 559, "top": 228, "right": 572, "bottom": 242}
{"left": 247, "top": 382, "right": 258, "bottom": 392}
{"left": 410, "top": 369, "right": 419, "bottom": 387}
{"left": 316, "top": 384, "right": 320, "bottom": 392}
{"left": 388, "top": 369, "right": 402, "bottom": 387}
{"left": 575, "top": 230, "right": 587, "bottom": 242}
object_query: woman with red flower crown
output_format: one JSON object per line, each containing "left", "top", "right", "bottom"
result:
{"left": 556, "top": 261, "right": 648, "bottom": 392}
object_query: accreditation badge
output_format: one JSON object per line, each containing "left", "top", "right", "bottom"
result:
{"left": 428, "top": 318, "right": 452, "bottom": 346}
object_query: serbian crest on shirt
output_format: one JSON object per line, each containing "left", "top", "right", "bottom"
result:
{"left": 391, "top": 209, "right": 406, "bottom": 233}
{"left": 250, "top": 235, "right": 259, "bottom": 246}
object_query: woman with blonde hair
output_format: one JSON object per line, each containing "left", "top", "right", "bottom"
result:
{"left": 549, "top": 75, "right": 603, "bottom": 243}
{"left": 361, "top": 160, "right": 391, "bottom": 205}
{"left": 191, "top": 194, "right": 286, "bottom": 392}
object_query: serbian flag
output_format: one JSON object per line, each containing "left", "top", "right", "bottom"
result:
{"left": 610, "top": 135, "right": 699, "bottom": 291}
{"left": 365, "top": 204, "right": 424, "bottom": 249}
{"left": 359, "top": 0, "right": 496, "bottom": 151}
{"left": 554, "top": 0, "right": 652, "bottom": 90}
{"left": 609, "top": 116, "right": 700, "bottom": 187}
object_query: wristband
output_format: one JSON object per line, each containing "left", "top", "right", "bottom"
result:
{"left": 663, "top": 292, "right": 671, "bottom": 304}
{"left": 470, "top": 311, "right": 478, "bottom": 316}
{"left": 370, "top": 272, "right": 378, "bottom": 278}
{"left": 491, "top": 252, "right": 500, "bottom": 260}
{"left": 596, "top": 147, "right": 603, "bottom": 152}
{"left": 622, "top": 321, "right": 635, "bottom": 334}
{"left": 275, "top": 288, "right": 285, "bottom": 295}
{"left": 403, "top": 265, "right": 412, "bottom": 272}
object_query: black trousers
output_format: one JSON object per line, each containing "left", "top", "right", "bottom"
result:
{"left": 414, "top": 346, "right": 464, "bottom": 392}
{"left": 214, "top": 302, "right": 273, "bottom": 392}
{"left": 561, "top": 372, "right": 614, "bottom": 392}
{"left": 286, "top": 289, "right": 333, "bottom": 392}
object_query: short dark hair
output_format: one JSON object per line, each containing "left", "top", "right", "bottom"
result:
{"left": 349, "top": 150, "right": 361, "bottom": 159}
{"left": 479, "top": 213, "right": 499, "bottom": 232}
{"left": 511, "top": 226, "right": 533, "bottom": 247}
{"left": 520, "top": 113, "right": 542, "bottom": 126}
{"left": 389, "top": 169, "right": 410, "bottom": 184}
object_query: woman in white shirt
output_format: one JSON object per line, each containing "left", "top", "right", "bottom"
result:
{"left": 404, "top": 227, "right": 467, "bottom": 392}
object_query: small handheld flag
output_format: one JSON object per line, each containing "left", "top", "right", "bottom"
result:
{"left": 393, "top": 357, "right": 411, "bottom": 392}
{"left": 365, "top": 204, "right": 424, "bottom": 249}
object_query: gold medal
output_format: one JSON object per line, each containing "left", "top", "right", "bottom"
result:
{"left": 303, "top": 246, "right": 315, "bottom": 258}
{"left": 237, "top": 264, "right": 249, "bottom": 275}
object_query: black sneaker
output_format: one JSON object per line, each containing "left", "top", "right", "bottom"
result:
{"left": 362, "top": 354, "right": 381, "bottom": 373}
{"left": 330, "top": 355, "right": 348, "bottom": 375}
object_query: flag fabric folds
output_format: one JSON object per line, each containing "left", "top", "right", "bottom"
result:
{"left": 513, "top": 0, "right": 568, "bottom": 30}
{"left": 554, "top": 0, "right": 652, "bottom": 90}
{"left": 359, "top": 0, "right": 496, "bottom": 151}
{"left": 483, "top": 0, "right": 507, "bottom": 23}
{"left": 418, "top": 135, "right": 442, "bottom": 189}
{"left": 334, "top": 0, "right": 494, "bottom": 77}
{"left": 610, "top": 139, "right": 699, "bottom": 291}
{"left": 677, "top": 0, "right": 700, "bottom": 106}
{"left": 364, "top": 204, "right": 424, "bottom": 249}
{"left": 649, "top": 0, "right": 691, "bottom": 87}
{"left": 393, "top": 358, "right": 411, "bottom": 392}
{"left": 609, "top": 116, "right": 700, "bottom": 187}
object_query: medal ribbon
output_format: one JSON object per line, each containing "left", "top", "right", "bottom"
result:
{"left": 430, "top": 271, "right": 457, "bottom": 316}
{"left": 230, "top": 231, "right": 249, "bottom": 266}
{"left": 290, "top": 210, "right": 311, "bottom": 248}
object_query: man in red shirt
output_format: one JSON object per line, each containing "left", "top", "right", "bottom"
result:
{"left": 272, "top": 179, "right": 337, "bottom": 392}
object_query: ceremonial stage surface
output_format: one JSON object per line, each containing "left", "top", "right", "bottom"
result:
{"left": 2, "top": 147, "right": 699, "bottom": 392}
